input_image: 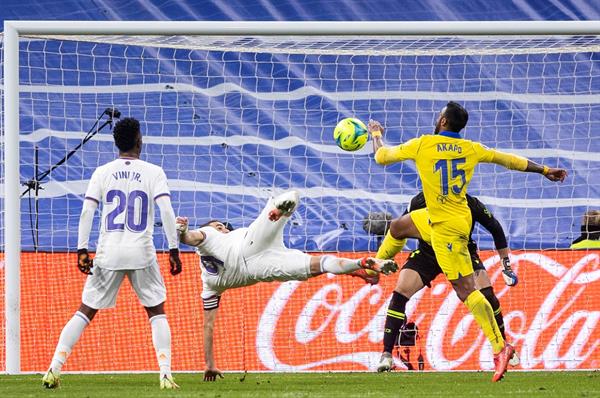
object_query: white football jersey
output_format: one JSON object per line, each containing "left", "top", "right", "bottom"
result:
{"left": 195, "top": 226, "right": 251, "bottom": 298}
{"left": 196, "top": 225, "right": 311, "bottom": 300}
{"left": 84, "top": 157, "right": 170, "bottom": 270}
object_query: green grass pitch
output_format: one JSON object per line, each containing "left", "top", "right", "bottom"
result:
{"left": 1, "top": 371, "right": 599, "bottom": 397}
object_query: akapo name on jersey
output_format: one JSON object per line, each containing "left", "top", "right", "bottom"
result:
{"left": 437, "top": 143, "right": 463, "bottom": 153}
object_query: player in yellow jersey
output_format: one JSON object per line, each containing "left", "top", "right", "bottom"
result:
{"left": 369, "top": 101, "right": 567, "bottom": 382}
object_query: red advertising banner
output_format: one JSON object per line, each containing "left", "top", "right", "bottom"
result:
{"left": 0, "top": 250, "right": 598, "bottom": 371}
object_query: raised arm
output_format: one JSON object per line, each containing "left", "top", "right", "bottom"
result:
{"left": 176, "top": 216, "right": 206, "bottom": 247}
{"left": 202, "top": 306, "right": 224, "bottom": 381}
{"left": 368, "top": 120, "right": 420, "bottom": 165}
{"left": 477, "top": 144, "right": 567, "bottom": 182}
{"left": 369, "top": 119, "right": 386, "bottom": 154}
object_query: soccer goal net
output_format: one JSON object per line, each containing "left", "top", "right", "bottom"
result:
{"left": 2, "top": 22, "right": 599, "bottom": 374}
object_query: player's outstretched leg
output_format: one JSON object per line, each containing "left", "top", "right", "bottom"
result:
{"left": 43, "top": 309, "right": 92, "bottom": 388}
{"left": 364, "top": 212, "right": 420, "bottom": 282}
{"left": 376, "top": 229, "right": 407, "bottom": 261}
{"left": 363, "top": 228, "right": 408, "bottom": 284}
{"left": 244, "top": 190, "right": 300, "bottom": 258}
{"left": 313, "top": 255, "right": 398, "bottom": 278}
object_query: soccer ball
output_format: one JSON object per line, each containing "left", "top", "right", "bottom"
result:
{"left": 333, "top": 118, "right": 368, "bottom": 151}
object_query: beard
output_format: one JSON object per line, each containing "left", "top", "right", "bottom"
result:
{"left": 434, "top": 119, "right": 442, "bottom": 134}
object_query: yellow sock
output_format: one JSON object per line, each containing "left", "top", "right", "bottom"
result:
{"left": 464, "top": 290, "right": 505, "bottom": 354}
{"left": 376, "top": 230, "right": 406, "bottom": 260}
{"left": 364, "top": 231, "right": 407, "bottom": 277}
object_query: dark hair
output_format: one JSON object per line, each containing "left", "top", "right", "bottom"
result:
{"left": 200, "top": 219, "right": 234, "bottom": 231}
{"left": 113, "top": 117, "right": 140, "bottom": 152}
{"left": 200, "top": 219, "right": 222, "bottom": 228}
{"left": 443, "top": 101, "right": 469, "bottom": 132}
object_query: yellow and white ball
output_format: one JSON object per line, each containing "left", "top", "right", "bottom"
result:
{"left": 333, "top": 118, "right": 368, "bottom": 151}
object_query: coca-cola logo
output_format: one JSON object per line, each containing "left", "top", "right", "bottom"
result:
{"left": 256, "top": 251, "right": 600, "bottom": 371}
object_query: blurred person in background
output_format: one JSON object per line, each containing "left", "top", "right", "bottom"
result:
{"left": 570, "top": 210, "right": 600, "bottom": 249}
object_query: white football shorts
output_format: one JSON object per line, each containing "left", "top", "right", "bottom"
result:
{"left": 81, "top": 261, "right": 166, "bottom": 309}
{"left": 245, "top": 247, "right": 312, "bottom": 282}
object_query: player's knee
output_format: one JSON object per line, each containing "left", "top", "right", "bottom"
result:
{"left": 394, "top": 286, "right": 414, "bottom": 298}
{"left": 394, "top": 272, "right": 422, "bottom": 298}
{"left": 144, "top": 302, "right": 166, "bottom": 318}
{"left": 479, "top": 286, "right": 500, "bottom": 310}
{"left": 77, "top": 303, "right": 98, "bottom": 322}
{"left": 389, "top": 217, "right": 408, "bottom": 239}
{"left": 451, "top": 277, "right": 476, "bottom": 302}
{"left": 309, "top": 256, "right": 324, "bottom": 276}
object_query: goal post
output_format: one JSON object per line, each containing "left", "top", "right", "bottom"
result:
{"left": 3, "top": 20, "right": 600, "bottom": 374}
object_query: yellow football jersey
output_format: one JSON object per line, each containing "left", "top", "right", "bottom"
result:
{"left": 375, "top": 131, "right": 528, "bottom": 224}
{"left": 570, "top": 239, "right": 600, "bottom": 249}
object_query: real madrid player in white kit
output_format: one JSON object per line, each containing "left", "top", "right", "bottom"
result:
{"left": 42, "top": 118, "right": 182, "bottom": 389}
{"left": 176, "top": 191, "right": 399, "bottom": 381}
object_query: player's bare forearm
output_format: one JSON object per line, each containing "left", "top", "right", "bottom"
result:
{"left": 179, "top": 229, "right": 204, "bottom": 247}
{"left": 202, "top": 307, "right": 224, "bottom": 381}
{"left": 497, "top": 247, "right": 510, "bottom": 260}
{"left": 499, "top": 249, "right": 518, "bottom": 286}
{"left": 176, "top": 216, "right": 205, "bottom": 246}
{"left": 203, "top": 308, "right": 218, "bottom": 370}
{"left": 368, "top": 119, "right": 386, "bottom": 156}
{"left": 525, "top": 160, "right": 568, "bottom": 182}
{"left": 524, "top": 159, "right": 545, "bottom": 174}
{"left": 488, "top": 150, "right": 566, "bottom": 182}
{"left": 372, "top": 134, "right": 385, "bottom": 154}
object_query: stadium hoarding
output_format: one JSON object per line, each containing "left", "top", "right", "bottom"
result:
{"left": 1, "top": 249, "right": 597, "bottom": 372}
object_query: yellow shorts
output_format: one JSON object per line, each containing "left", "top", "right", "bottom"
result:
{"left": 430, "top": 215, "right": 474, "bottom": 281}
{"left": 409, "top": 208, "right": 432, "bottom": 245}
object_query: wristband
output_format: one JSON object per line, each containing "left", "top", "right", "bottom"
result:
{"left": 542, "top": 165, "right": 549, "bottom": 175}
{"left": 371, "top": 130, "right": 382, "bottom": 138}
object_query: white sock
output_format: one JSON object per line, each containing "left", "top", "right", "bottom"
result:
{"left": 150, "top": 314, "right": 172, "bottom": 378}
{"left": 319, "top": 255, "right": 361, "bottom": 274}
{"left": 50, "top": 311, "right": 90, "bottom": 374}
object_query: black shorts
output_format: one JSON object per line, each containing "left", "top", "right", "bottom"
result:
{"left": 402, "top": 248, "right": 485, "bottom": 288}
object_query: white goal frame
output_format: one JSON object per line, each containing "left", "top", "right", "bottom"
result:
{"left": 3, "top": 20, "right": 600, "bottom": 374}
